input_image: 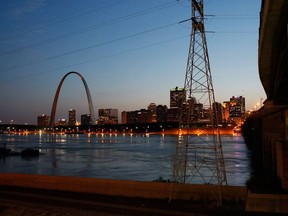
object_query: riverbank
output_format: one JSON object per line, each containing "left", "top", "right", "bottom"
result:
{"left": 1, "top": 122, "right": 237, "bottom": 136}
{"left": 1, "top": 174, "right": 287, "bottom": 214}
{"left": 0, "top": 173, "right": 246, "bottom": 215}
{"left": 151, "top": 127, "right": 235, "bottom": 135}
{"left": 0, "top": 173, "right": 246, "bottom": 201}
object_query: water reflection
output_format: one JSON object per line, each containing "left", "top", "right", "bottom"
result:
{"left": 0, "top": 133, "right": 250, "bottom": 185}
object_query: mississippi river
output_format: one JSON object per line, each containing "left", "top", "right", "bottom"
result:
{"left": 0, "top": 133, "right": 251, "bottom": 186}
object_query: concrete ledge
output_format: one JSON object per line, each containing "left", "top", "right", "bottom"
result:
{"left": 246, "top": 191, "right": 288, "bottom": 213}
{"left": 0, "top": 173, "right": 246, "bottom": 201}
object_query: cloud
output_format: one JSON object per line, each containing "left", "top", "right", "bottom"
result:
{"left": 7, "top": 0, "right": 47, "bottom": 19}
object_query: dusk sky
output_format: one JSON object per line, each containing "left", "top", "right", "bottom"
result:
{"left": 0, "top": 0, "right": 266, "bottom": 125}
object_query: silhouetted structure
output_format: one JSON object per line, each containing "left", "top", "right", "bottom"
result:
{"left": 37, "top": 114, "right": 49, "bottom": 127}
{"left": 68, "top": 109, "right": 76, "bottom": 126}
{"left": 245, "top": 0, "right": 288, "bottom": 192}
{"left": 50, "top": 71, "right": 95, "bottom": 127}
{"left": 171, "top": 0, "right": 227, "bottom": 204}
{"left": 81, "top": 114, "right": 91, "bottom": 126}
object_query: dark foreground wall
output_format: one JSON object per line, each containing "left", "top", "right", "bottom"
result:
{"left": 2, "top": 173, "right": 288, "bottom": 213}
{"left": 0, "top": 173, "right": 245, "bottom": 202}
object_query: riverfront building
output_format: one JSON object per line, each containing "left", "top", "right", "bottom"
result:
{"left": 119, "top": 89, "right": 245, "bottom": 126}
{"left": 68, "top": 109, "right": 76, "bottom": 126}
{"left": 98, "top": 109, "right": 118, "bottom": 125}
{"left": 170, "top": 87, "right": 186, "bottom": 109}
{"left": 81, "top": 114, "right": 91, "bottom": 126}
{"left": 156, "top": 105, "right": 168, "bottom": 123}
{"left": 37, "top": 114, "right": 50, "bottom": 127}
{"left": 222, "top": 101, "right": 230, "bottom": 123}
{"left": 213, "top": 102, "right": 223, "bottom": 123}
{"left": 229, "top": 96, "right": 245, "bottom": 125}
{"left": 58, "top": 119, "right": 66, "bottom": 126}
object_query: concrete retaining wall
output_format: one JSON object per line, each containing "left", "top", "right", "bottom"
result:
{"left": 246, "top": 192, "right": 288, "bottom": 213}
{"left": 0, "top": 173, "right": 246, "bottom": 202}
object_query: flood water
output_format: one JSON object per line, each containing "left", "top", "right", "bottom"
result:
{"left": 0, "top": 133, "right": 251, "bottom": 186}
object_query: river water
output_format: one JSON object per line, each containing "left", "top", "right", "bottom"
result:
{"left": 0, "top": 133, "right": 251, "bottom": 186}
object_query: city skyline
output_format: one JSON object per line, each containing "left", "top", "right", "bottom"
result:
{"left": 0, "top": 0, "right": 266, "bottom": 124}
{"left": 37, "top": 92, "right": 245, "bottom": 126}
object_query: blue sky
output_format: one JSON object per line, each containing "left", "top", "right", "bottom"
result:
{"left": 0, "top": 0, "right": 265, "bottom": 124}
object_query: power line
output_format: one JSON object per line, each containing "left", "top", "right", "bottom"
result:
{"left": 0, "top": 0, "right": 127, "bottom": 42}
{"left": 0, "top": 34, "right": 190, "bottom": 83}
{"left": 1, "top": 22, "right": 179, "bottom": 73}
{"left": 0, "top": 0, "right": 183, "bottom": 57}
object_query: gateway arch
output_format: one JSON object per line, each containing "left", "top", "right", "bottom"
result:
{"left": 49, "top": 71, "right": 96, "bottom": 127}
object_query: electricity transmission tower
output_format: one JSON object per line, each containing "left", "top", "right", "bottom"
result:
{"left": 170, "top": 0, "right": 227, "bottom": 203}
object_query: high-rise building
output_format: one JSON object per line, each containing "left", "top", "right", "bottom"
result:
{"left": 147, "top": 103, "right": 157, "bottom": 123}
{"left": 121, "top": 111, "right": 137, "bottom": 124}
{"left": 81, "top": 114, "right": 91, "bottom": 126}
{"left": 98, "top": 109, "right": 118, "bottom": 125}
{"left": 37, "top": 114, "right": 49, "bottom": 127}
{"left": 170, "top": 86, "right": 186, "bottom": 109}
{"left": 222, "top": 101, "right": 230, "bottom": 123}
{"left": 147, "top": 103, "right": 157, "bottom": 112}
{"left": 229, "top": 96, "right": 245, "bottom": 125}
{"left": 121, "top": 109, "right": 155, "bottom": 124}
{"left": 156, "top": 105, "right": 168, "bottom": 123}
{"left": 167, "top": 108, "right": 179, "bottom": 122}
{"left": 213, "top": 102, "right": 223, "bottom": 124}
{"left": 169, "top": 87, "right": 186, "bottom": 122}
{"left": 136, "top": 109, "right": 154, "bottom": 123}
{"left": 68, "top": 109, "right": 76, "bottom": 126}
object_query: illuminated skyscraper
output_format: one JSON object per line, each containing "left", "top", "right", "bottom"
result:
{"left": 170, "top": 87, "right": 186, "bottom": 109}
{"left": 169, "top": 87, "right": 186, "bottom": 122}
{"left": 229, "top": 96, "right": 245, "bottom": 125}
{"left": 222, "top": 101, "right": 230, "bottom": 123}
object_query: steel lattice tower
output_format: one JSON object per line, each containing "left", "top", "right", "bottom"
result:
{"left": 170, "top": 0, "right": 227, "bottom": 203}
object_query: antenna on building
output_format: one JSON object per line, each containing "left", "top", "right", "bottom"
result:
{"left": 170, "top": 0, "right": 227, "bottom": 205}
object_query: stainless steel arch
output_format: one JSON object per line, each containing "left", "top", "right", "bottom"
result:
{"left": 49, "top": 71, "right": 96, "bottom": 127}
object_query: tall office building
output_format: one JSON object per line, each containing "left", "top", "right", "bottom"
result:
{"left": 156, "top": 105, "right": 168, "bottom": 123}
{"left": 98, "top": 109, "right": 118, "bottom": 125}
{"left": 81, "top": 114, "right": 91, "bottom": 126}
{"left": 68, "top": 109, "right": 76, "bottom": 126}
{"left": 147, "top": 103, "right": 157, "bottom": 123}
{"left": 169, "top": 87, "right": 186, "bottom": 122}
{"left": 147, "top": 103, "right": 157, "bottom": 112}
{"left": 121, "top": 111, "right": 137, "bottom": 124}
{"left": 213, "top": 102, "right": 223, "bottom": 124}
{"left": 229, "top": 96, "right": 245, "bottom": 125}
{"left": 37, "top": 114, "right": 49, "bottom": 127}
{"left": 222, "top": 101, "right": 230, "bottom": 123}
{"left": 170, "top": 87, "right": 186, "bottom": 109}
